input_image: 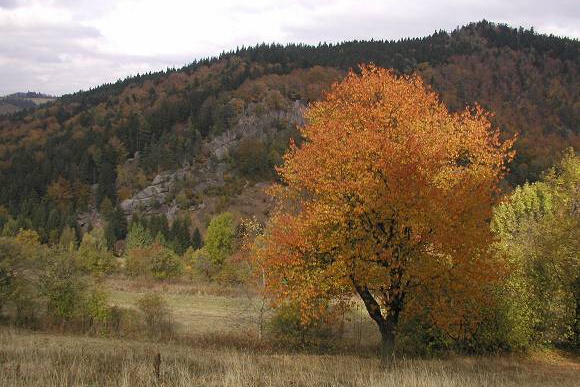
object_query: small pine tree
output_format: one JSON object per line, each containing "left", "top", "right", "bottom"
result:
{"left": 171, "top": 216, "right": 191, "bottom": 255}
{"left": 192, "top": 227, "right": 203, "bottom": 250}
{"left": 59, "top": 226, "right": 77, "bottom": 251}
{"left": 149, "top": 215, "right": 170, "bottom": 240}
{"left": 78, "top": 227, "right": 116, "bottom": 275}
{"left": 2, "top": 218, "right": 19, "bottom": 237}
{"left": 125, "top": 222, "right": 153, "bottom": 251}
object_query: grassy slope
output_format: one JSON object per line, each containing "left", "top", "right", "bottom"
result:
{"left": 105, "top": 278, "right": 380, "bottom": 344}
{"left": 1, "top": 327, "right": 578, "bottom": 387}
{"left": 1, "top": 280, "right": 578, "bottom": 385}
{"left": 109, "top": 288, "right": 256, "bottom": 335}
{"left": 0, "top": 96, "right": 56, "bottom": 115}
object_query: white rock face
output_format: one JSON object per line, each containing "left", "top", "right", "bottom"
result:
{"left": 120, "top": 172, "right": 172, "bottom": 214}
{"left": 119, "top": 101, "right": 305, "bottom": 218}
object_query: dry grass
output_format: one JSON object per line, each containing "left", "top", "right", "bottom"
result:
{"left": 0, "top": 327, "right": 578, "bottom": 387}
{"left": 106, "top": 284, "right": 259, "bottom": 336}
{"left": 105, "top": 278, "right": 380, "bottom": 345}
{"left": 105, "top": 276, "right": 247, "bottom": 297}
{"left": 22, "top": 278, "right": 570, "bottom": 385}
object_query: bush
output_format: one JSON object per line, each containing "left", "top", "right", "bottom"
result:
{"left": 1, "top": 236, "right": 151, "bottom": 337}
{"left": 38, "top": 252, "right": 87, "bottom": 327}
{"left": 125, "top": 222, "right": 153, "bottom": 250}
{"left": 78, "top": 230, "right": 117, "bottom": 275}
{"left": 490, "top": 151, "right": 580, "bottom": 349}
{"left": 395, "top": 305, "right": 529, "bottom": 356}
{"left": 125, "top": 247, "right": 149, "bottom": 277}
{"left": 185, "top": 247, "right": 220, "bottom": 279}
{"left": 395, "top": 314, "right": 452, "bottom": 357}
{"left": 149, "top": 244, "right": 183, "bottom": 280}
{"left": 268, "top": 303, "right": 335, "bottom": 349}
{"left": 10, "top": 282, "right": 39, "bottom": 327}
{"left": 0, "top": 238, "right": 23, "bottom": 312}
{"left": 1, "top": 235, "right": 43, "bottom": 315}
{"left": 205, "top": 212, "right": 236, "bottom": 267}
{"left": 214, "top": 255, "right": 249, "bottom": 284}
{"left": 234, "top": 138, "right": 272, "bottom": 179}
{"left": 84, "top": 287, "right": 112, "bottom": 334}
{"left": 136, "top": 293, "right": 174, "bottom": 340}
{"left": 107, "top": 305, "right": 144, "bottom": 338}
{"left": 125, "top": 243, "right": 182, "bottom": 280}
{"left": 1, "top": 237, "right": 106, "bottom": 331}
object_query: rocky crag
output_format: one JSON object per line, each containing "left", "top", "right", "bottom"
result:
{"left": 117, "top": 101, "right": 304, "bottom": 226}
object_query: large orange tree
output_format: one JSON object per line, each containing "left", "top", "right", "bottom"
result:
{"left": 258, "top": 65, "right": 514, "bottom": 361}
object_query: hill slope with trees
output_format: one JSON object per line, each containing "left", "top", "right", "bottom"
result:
{"left": 0, "top": 20, "right": 578, "bottom": 246}
{"left": 0, "top": 92, "right": 56, "bottom": 115}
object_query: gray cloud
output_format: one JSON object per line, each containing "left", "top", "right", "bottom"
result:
{"left": 0, "top": 0, "right": 22, "bottom": 9}
{"left": 0, "top": 0, "right": 578, "bottom": 96}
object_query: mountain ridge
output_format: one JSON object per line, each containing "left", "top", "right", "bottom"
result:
{"left": 0, "top": 92, "right": 56, "bottom": 115}
{"left": 0, "top": 20, "right": 577, "bottom": 244}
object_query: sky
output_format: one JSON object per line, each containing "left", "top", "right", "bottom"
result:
{"left": 0, "top": 0, "right": 578, "bottom": 96}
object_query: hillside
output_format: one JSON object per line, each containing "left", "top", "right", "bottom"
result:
{"left": 0, "top": 92, "right": 56, "bottom": 115}
{"left": 0, "top": 20, "right": 578, "bottom": 244}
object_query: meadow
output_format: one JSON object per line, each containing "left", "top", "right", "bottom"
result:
{"left": 1, "top": 326, "right": 579, "bottom": 387}
{"left": 104, "top": 278, "right": 379, "bottom": 344}
{"left": 2, "top": 279, "right": 578, "bottom": 387}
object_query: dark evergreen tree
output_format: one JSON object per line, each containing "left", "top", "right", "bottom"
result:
{"left": 171, "top": 216, "right": 191, "bottom": 255}
{"left": 192, "top": 227, "right": 203, "bottom": 250}
{"left": 96, "top": 146, "right": 118, "bottom": 206}
{"left": 148, "top": 214, "right": 170, "bottom": 240}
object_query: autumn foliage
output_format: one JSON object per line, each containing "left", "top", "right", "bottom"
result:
{"left": 258, "top": 65, "right": 514, "bottom": 360}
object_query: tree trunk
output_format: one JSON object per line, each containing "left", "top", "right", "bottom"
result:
{"left": 379, "top": 322, "right": 396, "bottom": 366}
{"left": 352, "top": 280, "right": 402, "bottom": 367}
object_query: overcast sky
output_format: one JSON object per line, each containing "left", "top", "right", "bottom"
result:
{"left": 0, "top": 0, "right": 578, "bottom": 96}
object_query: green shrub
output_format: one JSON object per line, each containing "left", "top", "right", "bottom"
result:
{"left": 0, "top": 238, "right": 21, "bottom": 311}
{"left": 0, "top": 235, "right": 43, "bottom": 315}
{"left": 38, "top": 253, "right": 87, "bottom": 327}
{"left": 395, "top": 314, "right": 452, "bottom": 357}
{"left": 11, "top": 282, "right": 39, "bottom": 327}
{"left": 136, "top": 293, "right": 174, "bottom": 340}
{"left": 184, "top": 247, "right": 219, "bottom": 279}
{"left": 125, "top": 247, "right": 149, "bottom": 277}
{"left": 149, "top": 245, "right": 182, "bottom": 280}
{"left": 234, "top": 138, "right": 272, "bottom": 179}
{"left": 268, "top": 303, "right": 334, "bottom": 349}
{"left": 395, "top": 305, "right": 531, "bottom": 356}
{"left": 214, "top": 256, "right": 248, "bottom": 284}
{"left": 205, "top": 212, "right": 236, "bottom": 267}
{"left": 78, "top": 229, "right": 116, "bottom": 275}
{"left": 84, "top": 287, "right": 112, "bottom": 334}
{"left": 125, "top": 222, "right": 153, "bottom": 250}
{"left": 490, "top": 150, "right": 580, "bottom": 348}
{"left": 1, "top": 218, "right": 19, "bottom": 237}
{"left": 106, "top": 305, "right": 144, "bottom": 338}
{"left": 125, "top": 243, "right": 182, "bottom": 280}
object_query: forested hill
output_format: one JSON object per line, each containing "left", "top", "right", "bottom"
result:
{"left": 0, "top": 20, "right": 578, "bottom": 244}
{"left": 0, "top": 92, "right": 56, "bottom": 115}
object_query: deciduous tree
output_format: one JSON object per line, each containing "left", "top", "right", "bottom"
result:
{"left": 492, "top": 149, "right": 579, "bottom": 346}
{"left": 258, "top": 65, "right": 514, "bottom": 363}
{"left": 205, "top": 212, "right": 236, "bottom": 266}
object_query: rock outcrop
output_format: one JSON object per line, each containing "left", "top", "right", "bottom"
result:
{"left": 119, "top": 101, "right": 304, "bottom": 221}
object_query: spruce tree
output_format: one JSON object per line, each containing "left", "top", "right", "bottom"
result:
{"left": 125, "top": 222, "right": 153, "bottom": 251}
{"left": 192, "top": 227, "right": 203, "bottom": 250}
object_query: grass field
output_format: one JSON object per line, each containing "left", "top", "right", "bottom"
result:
{"left": 105, "top": 278, "right": 380, "bottom": 344}
{"left": 1, "top": 279, "right": 577, "bottom": 386}
{"left": 1, "top": 327, "right": 578, "bottom": 387}
{"left": 109, "top": 288, "right": 256, "bottom": 335}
